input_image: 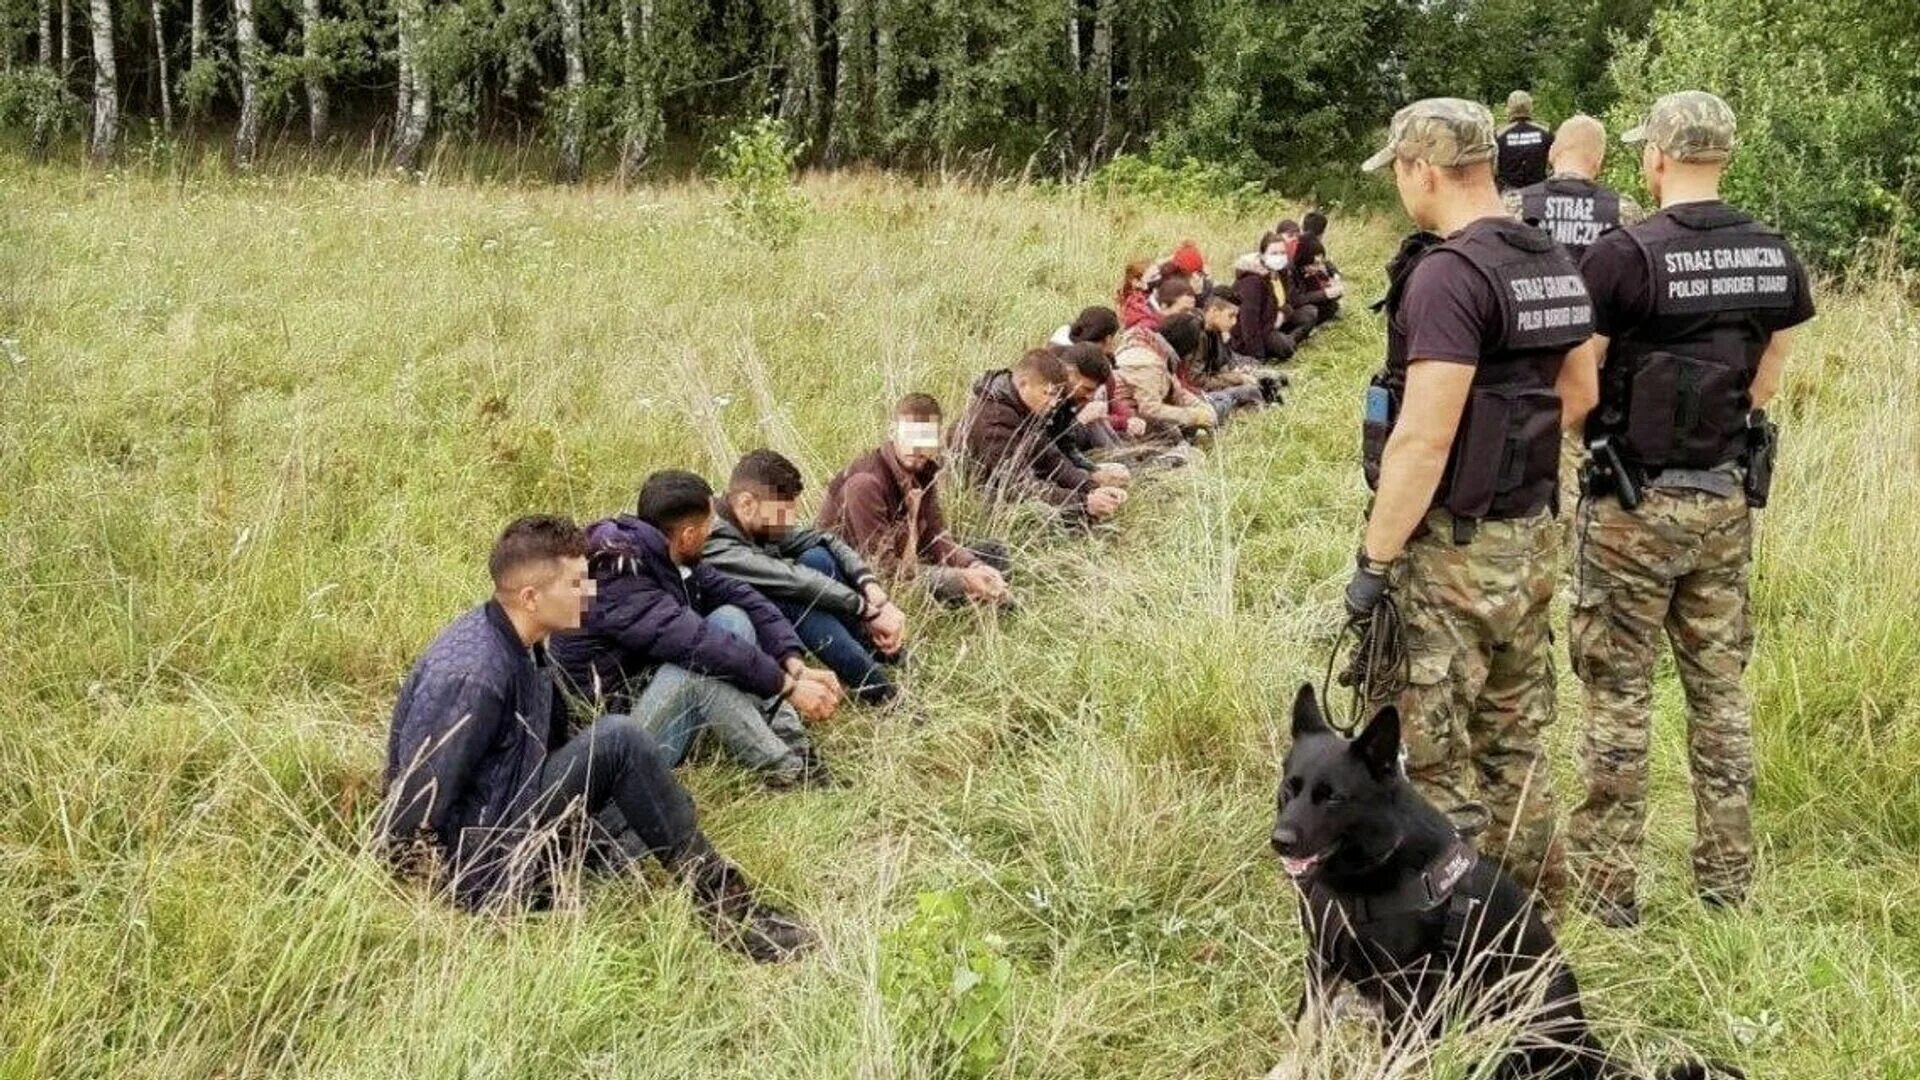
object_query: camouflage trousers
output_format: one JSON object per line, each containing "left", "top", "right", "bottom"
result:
{"left": 1371, "top": 508, "right": 1566, "bottom": 897}
{"left": 1567, "top": 488, "right": 1755, "bottom": 907}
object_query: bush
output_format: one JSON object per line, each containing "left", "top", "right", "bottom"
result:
{"left": 713, "top": 116, "right": 809, "bottom": 248}
{"left": 1087, "top": 153, "right": 1268, "bottom": 214}
{"left": 881, "top": 890, "right": 1013, "bottom": 1078}
{"left": 1602, "top": 0, "right": 1920, "bottom": 273}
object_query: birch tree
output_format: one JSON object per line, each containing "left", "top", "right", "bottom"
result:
{"left": 232, "top": 0, "right": 261, "bottom": 165}
{"left": 616, "top": 0, "right": 661, "bottom": 184}
{"left": 86, "top": 0, "right": 116, "bottom": 163}
{"left": 302, "top": 0, "right": 328, "bottom": 141}
{"left": 776, "top": 0, "right": 816, "bottom": 144}
{"left": 554, "top": 0, "right": 584, "bottom": 181}
{"left": 391, "top": 0, "right": 430, "bottom": 170}
{"left": 150, "top": 0, "right": 174, "bottom": 132}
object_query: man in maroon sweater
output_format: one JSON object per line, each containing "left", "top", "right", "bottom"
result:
{"left": 818, "top": 394, "right": 1014, "bottom": 608}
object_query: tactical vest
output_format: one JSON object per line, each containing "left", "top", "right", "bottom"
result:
{"left": 1589, "top": 202, "right": 1795, "bottom": 472}
{"left": 1495, "top": 123, "right": 1551, "bottom": 191}
{"left": 1517, "top": 176, "right": 1623, "bottom": 260}
{"left": 1366, "top": 219, "right": 1593, "bottom": 522}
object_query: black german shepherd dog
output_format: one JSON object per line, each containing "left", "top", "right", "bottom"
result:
{"left": 1271, "top": 685, "right": 1739, "bottom": 1080}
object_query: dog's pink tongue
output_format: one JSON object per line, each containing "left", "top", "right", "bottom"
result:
{"left": 1283, "top": 855, "right": 1320, "bottom": 877}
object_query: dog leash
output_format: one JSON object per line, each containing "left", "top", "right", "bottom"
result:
{"left": 1320, "top": 592, "right": 1411, "bottom": 736}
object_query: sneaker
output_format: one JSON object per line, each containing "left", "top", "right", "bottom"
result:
{"left": 672, "top": 840, "right": 818, "bottom": 963}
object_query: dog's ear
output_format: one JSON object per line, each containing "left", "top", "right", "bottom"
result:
{"left": 1350, "top": 706, "right": 1402, "bottom": 779}
{"left": 1291, "top": 683, "right": 1329, "bottom": 739}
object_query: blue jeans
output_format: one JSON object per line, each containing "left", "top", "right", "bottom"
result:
{"left": 775, "top": 545, "right": 898, "bottom": 705}
{"left": 632, "top": 606, "right": 809, "bottom": 773}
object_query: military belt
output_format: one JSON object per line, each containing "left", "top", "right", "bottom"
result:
{"left": 1643, "top": 465, "right": 1741, "bottom": 499}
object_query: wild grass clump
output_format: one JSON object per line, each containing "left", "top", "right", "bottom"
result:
{"left": 0, "top": 160, "right": 1915, "bottom": 1077}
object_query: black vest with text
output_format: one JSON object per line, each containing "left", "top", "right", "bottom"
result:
{"left": 1517, "top": 176, "right": 1623, "bottom": 260}
{"left": 1588, "top": 202, "right": 1794, "bottom": 471}
{"left": 1496, "top": 122, "right": 1551, "bottom": 191}
{"left": 1368, "top": 218, "right": 1593, "bottom": 522}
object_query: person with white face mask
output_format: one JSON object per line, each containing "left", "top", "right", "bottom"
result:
{"left": 1231, "top": 229, "right": 1319, "bottom": 362}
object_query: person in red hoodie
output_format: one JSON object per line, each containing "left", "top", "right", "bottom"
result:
{"left": 1117, "top": 257, "right": 1156, "bottom": 330}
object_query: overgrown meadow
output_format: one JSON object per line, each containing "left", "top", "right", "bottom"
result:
{"left": 1, "top": 160, "right": 1916, "bottom": 1078}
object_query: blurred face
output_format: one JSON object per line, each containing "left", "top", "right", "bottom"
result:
{"left": 1167, "top": 293, "right": 1197, "bottom": 316}
{"left": 1014, "top": 372, "right": 1063, "bottom": 415}
{"left": 506, "top": 556, "right": 594, "bottom": 637}
{"left": 1066, "top": 372, "right": 1100, "bottom": 406}
{"left": 665, "top": 511, "right": 714, "bottom": 566}
{"left": 1204, "top": 303, "right": 1236, "bottom": 334}
{"left": 728, "top": 488, "right": 799, "bottom": 540}
{"left": 1099, "top": 332, "right": 1119, "bottom": 359}
{"left": 892, "top": 415, "right": 943, "bottom": 472}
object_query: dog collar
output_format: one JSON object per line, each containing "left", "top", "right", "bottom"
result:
{"left": 1312, "top": 837, "right": 1479, "bottom": 926}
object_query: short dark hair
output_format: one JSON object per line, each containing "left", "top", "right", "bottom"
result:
{"left": 1158, "top": 312, "right": 1204, "bottom": 359}
{"left": 1060, "top": 343, "right": 1112, "bottom": 383}
{"left": 1068, "top": 305, "right": 1121, "bottom": 344}
{"left": 895, "top": 392, "right": 942, "bottom": 420}
{"left": 1154, "top": 276, "right": 1195, "bottom": 307}
{"left": 1205, "top": 285, "right": 1240, "bottom": 309}
{"left": 1013, "top": 347, "right": 1068, "bottom": 386}
{"left": 488, "top": 514, "right": 587, "bottom": 587}
{"left": 729, "top": 448, "right": 805, "bottom": 500}
{"left": 636, "top": 470, "right": 715, "bottom": 531}
{"left": 1303, "top": 210, "right": 1329, "bottom": 236}
{"left": 1274, "top": 218, "right": 1300, "bottom": 236}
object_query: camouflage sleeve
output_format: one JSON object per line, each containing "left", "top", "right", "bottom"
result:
{"left": 1618, "top": 194, "right": 1648, "bottom": 227}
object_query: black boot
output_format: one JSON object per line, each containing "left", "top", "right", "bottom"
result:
{"left": 667, "top": 835, "right": 817, "bottom": 963}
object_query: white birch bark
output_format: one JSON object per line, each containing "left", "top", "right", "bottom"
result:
{"left": 150, "top": 0, "right": 174, "bottom": 132}
{"left": 86, "top": 0, "right": 117, "bottom": 164}
{"left": 392, "top": 0, "right": 432, "bottom": 170}
{"left": 555, "top": 0, "right": 585, "bottom": 181}
{"left": 232, "top": 0, "right": 262, "bottom": 166}
{"left": 303, "top": 0, "right": 329, "bottom": 141}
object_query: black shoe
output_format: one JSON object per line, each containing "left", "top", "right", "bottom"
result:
{"left": 1699, "top": 889, "right": 1745, "bottom": 913}
{"left": 672, "top": 839, "right": 818, "bottom": 963}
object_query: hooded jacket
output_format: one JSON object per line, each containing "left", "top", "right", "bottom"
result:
{"left": 550, "top": 515, "right": 804, "bottom": 706}
{"left": 818, "top": 444, "right": 978, "bottom": 575}
{"left": 701, "top": 510, "right": 878, "bottom": 621}
{"left": 951, "top": 369, "right": 1094, "bottom": 513}
{"left": 1231, "top": 253, "right": 1285, "bottom": 359}
{"left": 1112, "top": 327, "right": 1214, "bottom": 431}
{"left": 380, "top": 600, "right": 564, "bottom": 909}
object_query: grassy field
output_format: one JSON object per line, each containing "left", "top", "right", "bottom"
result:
{"left": 1, "top": 160, "right": 1917, "bottom": 1079}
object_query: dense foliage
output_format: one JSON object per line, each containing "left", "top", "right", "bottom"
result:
{"left": 0, "top": 0, "right": 1914, "bottom": 254}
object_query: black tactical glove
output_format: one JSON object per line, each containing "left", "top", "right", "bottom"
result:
{"left": 1343, "top": 549, "right": 1395, "bottom": 620}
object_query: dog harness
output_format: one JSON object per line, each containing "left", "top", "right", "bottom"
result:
{"left": 1308, "top": 837, "right": 1486, "bottom": 955}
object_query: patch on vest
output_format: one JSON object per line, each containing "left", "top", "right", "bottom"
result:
{"left": 1538, "top": 195, "right": 1603, "bottom": 248}
{"left": 1654, "top": 236, "right": 1795, "bottom": 315}
{"left": 1500, "top": 268, "right": 1593, "bottom": 348}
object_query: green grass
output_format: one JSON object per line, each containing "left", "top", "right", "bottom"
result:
{"left": 1, "top": 160, "right": 1916, "bottom": 1078}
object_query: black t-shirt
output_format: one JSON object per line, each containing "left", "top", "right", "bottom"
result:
{"left": 1496, "top": 122, "right": 1553, "bottom": 191}
{"left": 1579, "top": 201, "right": 1816, "bottom": 338}
{"left": 1394, "top": 230, "right": 1503, "bottom": 367}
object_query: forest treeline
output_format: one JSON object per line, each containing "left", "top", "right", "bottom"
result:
{"left": 0, "top": 0, "right": 1915, "bottom": 269}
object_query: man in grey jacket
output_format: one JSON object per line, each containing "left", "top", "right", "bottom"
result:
{"left": 704, "top": 449, "right": 909, "bottom": 704}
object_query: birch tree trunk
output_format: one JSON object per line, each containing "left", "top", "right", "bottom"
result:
{"left": 303, "top": 0, "right": 330, "bottom": 142}
{"left": 150, "top": 0, "right": 174, "bottom": 132}
{"left": 777, "top": 0, "right": 816, "bottom": 142}
{"left": 32, "top": 0, "right": 53, "bottom": 158}
{"left": 38, "top": 0, "right": 52, "bottom": 65}
{"left": 60, "top": 0, "right": 71, "bottom": 72}
{"left": 826, "top": 0, "right": 866, "bottom": 162}
{"left": 555, "top": 0, "right": 585, "bottom": 181}
{"left": 1090, "top": 0, "right": 1112, "bottom": 151}
{"left": 873, "top": 0, "right": 894, "bottom": 139}
{"left": 189, "top": 0, "right": 203, "bottom": 60}
{"left": 232, "top": 0, "right": 262, "bottom": 166}
{"left": 392, "top": 0, "right": 432, "bottom": 170}
{"left": 86, "top": 0, "right": 117, "bottom": 164}
{"left": 616, "top": 0, "right": 660, "bottom": 184}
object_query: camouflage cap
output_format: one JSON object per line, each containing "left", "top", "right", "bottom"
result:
{"left": 1621, "top": 91, "right": 1736, "bottom": 162}
{"left": 1506, "top": 90, "right": 1533, "bottom": 118}
{"left": 1362, "top": 98, "right": 1497, "bottom": 172}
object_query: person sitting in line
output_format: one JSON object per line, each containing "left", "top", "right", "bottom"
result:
{"left": 1162, "top": 311, "right": 1262, "bottom": 426}
{"left": 1152, "top": 275, "right": 1198, "bottom": 326}
{"left": 1051, "top": 306, "right": 1149, "bottom": 444}
{"left": 1112, "top": 313, "right": 1220, "bottom": 442}
{"left": 1194, "top": 287, "right": 1284, "bottom": 406}
{"left": 551, "top": 470, "right": 845, "bottom": 790}
{"left": 1274, "top": 218, "right": 1303, "bottom": 262}
{"left": 1288, "top": 210, "right": 1346, "bottom": 322}
{"left": 703, "top": 449, "right": 908, "bottom": 707}
{"left": 379, "top": 514, "right": 813, "bottom": 961}
{"left": 818, "top": 393, "right": 1014, "bottom": 608}
{"left": 1163, "top": 239, "right": 1214, "bottom": 299}
{"left": 1117, "top": 257, "right": 1158, "bottom": 330}
{"left": 951, "top": 348, "right": 1128, "bottom": 525}
{"left": 1231, "top": 230, "right": 1318, "bottom": 362}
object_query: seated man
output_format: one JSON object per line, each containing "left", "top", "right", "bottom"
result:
{"left": 820, "top": 393, "right": 1015, "bottom": 608}
{"left": 1112, "top": 313, "right": 1219, "bottom": 440}
{"left": 951, "top": 348, "right": 1127, "bottom": 525}
{"left": 1051, "top": 306, "right": 1149, "bottom": 443}
{"left": 551, "top": 471, "right": 845, "bottom": 789}
{"left": 1287, "top": 210, "right": 1346, "bottom": 322}
{"left": 379, "top": 515, "right": 812, "bottom": 960}
{"left": 1047, "top": 344, "right": 1141, "bottom": 469}
{"left": 704, "top": 449, "right": 907, "bottom": 706}
{"left": 1193, "top": 287, "right": 1283, "bottom": 407}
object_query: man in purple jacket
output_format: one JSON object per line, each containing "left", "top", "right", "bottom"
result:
{"left": 552, "top": 471, "right": 846, "bottom": 789}
{"left": 380, "top": 515, "right": 813, "bottom": 961}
